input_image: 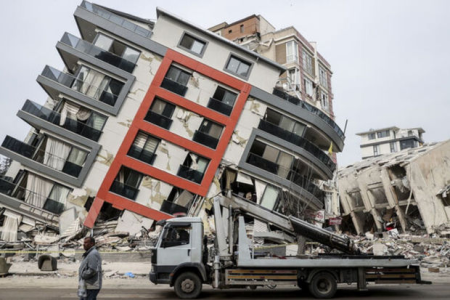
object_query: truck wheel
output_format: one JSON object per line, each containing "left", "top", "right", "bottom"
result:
{"left": 308, "top": 272, "right": 337, "bottom": 299}
{"left": 174, "top": 272, "right": 202, "bottom": 299}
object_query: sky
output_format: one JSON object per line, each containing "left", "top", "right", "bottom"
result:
{"left": 0, "top": 0, "right": 449, "bottom": 167}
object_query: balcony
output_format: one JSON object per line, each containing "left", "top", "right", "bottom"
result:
{"left": 2, "top": 136, "right": 83, "bottom": 178}
{"left": 40, "top": 66, "right": 119, "bottom": 106}
{"left": 109, "top": 181, "right": 139, "bottom": 200}
{"left": 246, "top": 153, "right": 324, "bottom": 200}
{"left": 258, "top": 119, "right": 336, "bottom": 173}
{"left": 60, "top": 32, "right": 136, "bottom": 73}
{"left": 207, "top": 97, "right": 233, "bottom": 116}
{"left": 160, "top": 200, "right": 189, "bottom": 215}
{"left": 161, "top": 78, "right": 188, "bottom": 97}
{"left": 0, "top": 178, "right": 65, "bottom": 215}
{"left": 177, "top": 165, "right": 204, "bottom": 184}
{"left": 21, "top": 100, "right": 102, "bottom": 142}
{"left": 80, "top": 1, "right": 152, "bottom": 38}
{"left": 144, "top": 111, "right": 173, "bottom": 130}
{"left": 193, "top": 130, "right": 219, "bottom": 149}
{"left": 273, "top": 88, "right": 345, "bottom": 140}
{"left": 128, "top": 145, "right": 157, "bottom": 165}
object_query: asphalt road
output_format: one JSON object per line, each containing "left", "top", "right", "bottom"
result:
{"left": 0, "top": 284, "right": 449, "bottom": 300}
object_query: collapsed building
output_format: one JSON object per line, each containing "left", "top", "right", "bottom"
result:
{"left": 338, "top": 140, "right": 450, "bottom": 235}
{"left": 0, "top": 1, "right": 344, "bottom": 248}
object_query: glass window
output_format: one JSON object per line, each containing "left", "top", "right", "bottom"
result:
{"left": 260, "top": 185, "right": 279, "bottom": 210}
{"left": 166, "top": 66, "right": 191, "bottom": 86}
{"left": 179, "top": 34, "right": 206, "bottom": 55}
{"left": 199, "top": 120, "right": 223, "bottom": 139}
{"left": 226, "top": 56, "right": 251, "bottom": 78}
{"left": 302, "top": 50, "right": 314, "bottom": 76}
{"left": 122, "top": 47, "right": 140, "bottom": 64}
{"left": 150, "top": 99, "right": 175, "bottom": 118}
{"left": 66, "top": 147, "right": 88, "bottom": 166}
{"left": 319, "top": 67, "right": 328, "bottom": 88}
{"left": 93, "top": 34, "right": 114, "bottom": 51}
{"left": 321, "top": 92, "right": 329, "bottom": 111}
{"left": 86, "top": 113, "right": 107, "bottom": 131}
{"left": 213, "top": 87, "right": 237, "bottom": 106}
{"left": 373, "top": 145, "right": 379, "bottom": 156}
{"left": 304, "top": 77, "right": 313, "bottom": 97}
{"left": 377, "top": 130, "right": 390, "bottom": 138}
{"left": 368, "top": 133, "right": 376, "bottom": 140}
{"left": 286, "top": 41, "right": 298, "bottom": 63}
{"left": 162, "top": 226, "right": 191, "bottom": 247}
{"left": 390, "top": 142, "right": 397, "bottom": 153}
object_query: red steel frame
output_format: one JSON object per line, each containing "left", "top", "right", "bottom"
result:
{"left": 84, "top": 49, "right": 251, "bottom": 227}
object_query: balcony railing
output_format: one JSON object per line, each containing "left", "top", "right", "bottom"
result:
{"left": 161, "top": 78, "right": 188, "bottom": 97}
{"left": 61, "top": 32, "right": 136, "bottom": 73}
{"left": 41, "top": 66, "right": 119, "bottom": 106}
{"left": 0, "top": 178, "right": 65, "bottom": 215}
{"left": 207, "top": 97, "right": 233, "bottom": 116}
{"left": 160, "top": 200, "right": 189, "bottom": 215}
{"left": 22, "top": 100, "right": 102, "bottom": 142}
{"left": 144, "top": 111, "right": 173, "bottom": 130}
{"left": 128, "top": 146, "right": 157, "bottom": 165}
{"left": 246, "top": 153, "right": 324, "bottom": 200}
{"left": 109, "top": 181, "right": 139, "bottom": 200}
{"left": 258, "top": 119, "right": 336, "bottom": 172}
{"left": 273, "top": 88, "right": 345, "bottom": 140}
{"left": 193, "top": 130, "right": 219, "bottom": 149}
{"left": 2, "top": 136, "right": 83, "bottom": 178}
{"left": 177, "top": 165, "right": 204, "bottom": 184}
{"left": 81, "top": 1, "right": 152, "bottom": 38}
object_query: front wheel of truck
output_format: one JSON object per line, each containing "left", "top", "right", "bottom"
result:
{"left": 308, "top": 272, "right": 337, "bottom": 299}
{"left": 174, "top": 272, "right": 202, "bottom": 299}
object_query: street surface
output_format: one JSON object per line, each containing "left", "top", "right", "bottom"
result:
{"left": 0, "top": 284, "right": 449, "bottom": 300}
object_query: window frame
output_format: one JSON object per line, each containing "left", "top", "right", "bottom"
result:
{"left": 177, "top": 32, "right": 208, "bottom": 57}
{"left": 224, "top": 54, "right": 253, "bottom": 80}
{"left": 286, "top": 40, "right": 299, "bottom": 63}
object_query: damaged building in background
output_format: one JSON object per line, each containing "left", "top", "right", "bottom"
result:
{"left": 0, "top": 1, "right": 344, "bottom": 247}
{"left": 338, "top": 140, "right": 450, "bottom": 235}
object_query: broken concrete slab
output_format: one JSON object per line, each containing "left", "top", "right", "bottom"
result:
{"left": 58, "top": 208, "right": 76, "bottom": 235}
{"left": 115, "top": 210, "right": 153, "bottom": 237}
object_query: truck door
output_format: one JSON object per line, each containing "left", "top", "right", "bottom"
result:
{"left": 158, "top": 223, "right": 195, "bottom": 266}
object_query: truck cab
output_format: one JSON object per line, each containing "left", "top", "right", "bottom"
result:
{"left": 150, "top": 217, "right": 209, "bottom": 298}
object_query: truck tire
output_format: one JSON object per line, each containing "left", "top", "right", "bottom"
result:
{"left": 174, "top": 272, "right": 202, "bottom": 299}
{"left": 308, "top": 272, "right": 337, "bottom": 299}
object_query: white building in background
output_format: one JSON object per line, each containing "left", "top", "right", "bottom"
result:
{"left": 356, "top": 126, "right": 425, "bottom": 159}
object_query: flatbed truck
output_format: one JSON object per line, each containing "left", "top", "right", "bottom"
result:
{"left": 149, "top": 196, "right": 429, "bottom": 298}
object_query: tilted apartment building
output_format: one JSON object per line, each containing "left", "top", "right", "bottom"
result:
{"left": 0, "top": 1, "right": 345, "bottom": 240}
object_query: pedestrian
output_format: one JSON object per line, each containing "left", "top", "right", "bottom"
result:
{"left": 78, "top": 236, "right": 102, "bottom": 300}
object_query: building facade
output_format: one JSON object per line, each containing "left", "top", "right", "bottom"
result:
{"left": 356, "top": 127, "right": 425, "bottom": 159}
{"left": 0, "top": 2, "right": 345, "bottom": 241}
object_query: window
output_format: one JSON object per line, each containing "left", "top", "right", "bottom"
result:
{"left": 286, "top": 41, "right": 298, "bottom": 63}
{"left": 72, "top": 66, "right": 124, "bottom": 106}
{"left": 377, "top": 130, "right": 390, "bottom": 138}
{"left": 368, "top": 133, "right": 376, "bottom": 140}
{"left": 128, "top": 131, "right": 159, "bottom": 165}
{"left": 302, "top": 50, "right": 314, "bottom": 76}
{"left": 93, "top": 33, "right": 140, "bottom": 69}
{"left": 240, "top": 24, "right": 244, "bottom": 33}
{"left": 162, "top": 66, "right": 191, "bottom": 96}
{"left": 320, "top": 92, "right": 329, "bottom": 111}
{"left": 319, "top": 67, "right": 328, "bottom": 89}
{"left": 179, "top": 33, "right": 206, "bottom": 56}
{"left": 265, "top": 108, "right": 306, "bottom": 137}
{"left": 43, "top": 183, "right": 72, "bottom": 214}
{"left": 373, "top": 145, "right": 379, "bottom": 156}
{"left": 248, "top": 140, "right": 293, "bottom": 178}
{"left": 161, "top": 225, "right": 191, "bottom": 248}
{"left": 400, "top": 139, "right": 416, "bottom": 150}
{"left": 225, "top": 55, "right": 251, "bottom": 78}
{"left": 260, "top": 185, "right": 279, "bottom": 210}
{"left": 288, "top": 68, "right": 300, "bottom": 90}
{"left": 110, "top": 167, "right": 143, "bottom": 200}
{"left": 304, "top": 77, "right": 313, "bottom": 97}
{"left": 146, "top": 99, "right": 176, "bottom": 129}
{"left": 208, "top": 86, "right": 237, "bottom": 116}
{"left": 199, "top": 120, "right": 223, "bottom": 139}
{"left": 178, "top": 153, "right": 209, "bottom": 184}
{"left": 390, "top": 142, "right": 397, "bottom": 153}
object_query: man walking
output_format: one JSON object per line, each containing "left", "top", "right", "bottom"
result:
{"left": 79, "top": 236, "right": 102, "bottom": 300}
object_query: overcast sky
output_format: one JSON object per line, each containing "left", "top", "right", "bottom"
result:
{"left": 0, "top": 0, "right": 449, "bottom": 167}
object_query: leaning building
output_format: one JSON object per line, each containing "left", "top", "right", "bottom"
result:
{"left": 0, "top": 1, "right": 344, "bottom": 241}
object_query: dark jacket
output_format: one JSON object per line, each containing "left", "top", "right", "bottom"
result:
{"left": 79, "top": 246, "right": 102, "bottom": 290}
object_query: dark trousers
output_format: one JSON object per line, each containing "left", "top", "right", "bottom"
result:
{"left": 80, "top": 289, "right": 100, "bottom": 300}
